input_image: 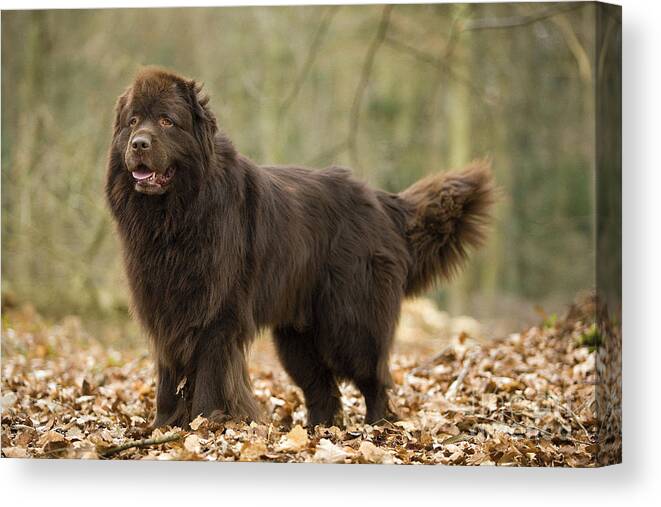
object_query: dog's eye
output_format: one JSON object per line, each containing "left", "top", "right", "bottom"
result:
{"left": 129, "top": 116, "right": 138, "bottom": 127}
{"left": 160, "top": 117, "right": 174, "bottom": 127}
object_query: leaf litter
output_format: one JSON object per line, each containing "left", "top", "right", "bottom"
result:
{"left": 1, "top": 296, "right": 617, "bottom": 466}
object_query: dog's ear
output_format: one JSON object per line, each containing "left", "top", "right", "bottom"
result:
{"left": 185, "top": 80, "right": 218, "bottom": 164}
{"left": 112, "top": 88, "right": 130, "bottom": 137}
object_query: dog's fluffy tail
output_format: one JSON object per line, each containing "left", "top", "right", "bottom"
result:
{"left": 396, "top": 160, "right": 496, "bottom": 296}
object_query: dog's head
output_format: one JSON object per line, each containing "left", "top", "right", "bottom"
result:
{"left": 110, "top": 67, "right": 217, "bottom": 195}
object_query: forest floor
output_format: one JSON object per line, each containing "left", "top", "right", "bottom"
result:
{"left": 1, "top": 298, "right": 616, "bottom": 466}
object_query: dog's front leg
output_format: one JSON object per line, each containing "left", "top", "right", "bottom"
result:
{"left": 190, "top": 335, "right": 261, "bottom": 424}
{"left": 153, "top": 361, "right": 188, "bottom": 428}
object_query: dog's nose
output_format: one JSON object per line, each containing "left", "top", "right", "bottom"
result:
{"left": 131, "top": 134, "right": 151, "bottom": 152}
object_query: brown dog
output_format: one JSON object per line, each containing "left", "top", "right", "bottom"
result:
{"left": 106, "top": 67, "right": 495, "bottom": 428}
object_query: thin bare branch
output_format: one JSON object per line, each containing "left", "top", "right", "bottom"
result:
{"left": 348, "top": 5, "right": 393, "bottom": 169}
{"left": 305, "top": 139, "right": 349, "bottom": 167}
{"left": 279, "top": 6, "right": 340, "bottom": 116}
{"left": 597, "top": 15, "right": 618, "bottom": 81}
{"left": 551, "top": 14, "right": 592, "bottom": 82}
{"left": 462, "top": 3, "right": 584, "bottom": 32}
{"left": 384, "top": 35, "right": 493, "bottom": 104}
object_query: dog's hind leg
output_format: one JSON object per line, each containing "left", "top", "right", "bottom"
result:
{"left": 325, "top": 324, "right": 396, "bottom": 425}
{"left": 273, "top": 326, "right": 343, "bottom": 427}
{"left": 354, "top": 364, "right": 397, "bottom": 425}
{"left": 317, "top": 313, "right": 400, "bottom": 425}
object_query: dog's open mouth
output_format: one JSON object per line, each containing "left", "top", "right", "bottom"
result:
{"left": 131, "top": 165, "right": 176, "bottom": 194}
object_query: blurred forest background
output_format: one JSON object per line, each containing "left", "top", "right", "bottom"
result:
{"left": 2, "top": 2, "right": 599, "bottom": 340}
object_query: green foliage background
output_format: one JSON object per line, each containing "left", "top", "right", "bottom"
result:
{"left": 1, "top": 3, "right": 598, "bottom": 332}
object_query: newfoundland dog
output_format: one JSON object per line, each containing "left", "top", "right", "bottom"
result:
{"left": 106, "top": 67, "right": 495, "bottom": 428}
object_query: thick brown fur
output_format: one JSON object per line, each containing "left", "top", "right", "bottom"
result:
{"left": 106, "top": 67, "right": 495, "bottom": 428}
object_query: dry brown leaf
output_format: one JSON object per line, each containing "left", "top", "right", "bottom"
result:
{"left": 359, "top": 440, "right": 394, "bottom": 464}
{"left": 2, "top": 391, "right": 18, "bottom": 411}
{"left": 3, "top": 447, "right": 29, "bottom": 458}
{"left": 240, "top": 440, "right": 267, "bottom": 461}
{"left": 189, "top": 414, "right": 207, "bottom": 431}
{"left": 183, "top": 434, "right": 202, "bottom": 454}
{"left": 66, "top": 426, "right": 85, "bottom": 441}
{"left": 313, "top": 438, "right": 350, "bottom": 464}
{"left": 277, "top": 424, "right": 309, "bottom": 452}
{"left": 37, "top": 430, "right": 66, "bottom": 447}
{"left": 15, "top": 427, "right": 38, "bottom": 446}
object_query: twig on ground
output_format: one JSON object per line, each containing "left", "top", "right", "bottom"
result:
{"left": 407, "top": 344, "right": 454, "bottom": 377}
{"left": 445, "top": 349, "right": 478, "bottom": 399}
{"left": 476, "top": 414, "right": 591, "bottom": 445}
{"left": 547, "top": 394, "right": 592, "bottom": 441}
{"left": 100, "top": 432, "right": 182, "bottom": 457}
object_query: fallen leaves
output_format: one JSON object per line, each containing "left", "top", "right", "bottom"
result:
{"left": 0, "top": 296, "right": 620, "bottom": 465}
{"left": 240, "top": 440, "right": 268, "bottom": 461}
{"left": 183, "top": 434, "right": 202, "bottom": 454}
{"left": 189, "top": 414, "right": 207, "bottom": 431}
{"left": 277, "top": 425, "right": 309, "bottom": 452}
{"left": 358, "top": 440, "right": 394, "bottom": 464}
{"left": 2, "top": 446, "right": 29, "bottom": 458}
{"left": 313, "top": 439, "right": 350, "bottom": 464}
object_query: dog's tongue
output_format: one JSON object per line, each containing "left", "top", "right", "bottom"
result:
{"left": 132, "top": 169, "right": 155, "bottom": 181}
